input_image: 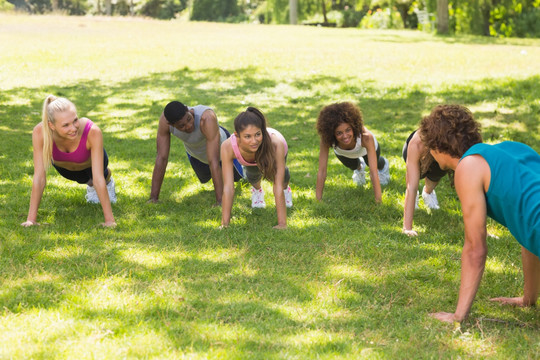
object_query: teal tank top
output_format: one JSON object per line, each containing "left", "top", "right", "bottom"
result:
{"left": 461, "top": 142, "right": 540, "bottom": 256}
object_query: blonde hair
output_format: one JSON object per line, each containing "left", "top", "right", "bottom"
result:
{"left": 41, "top": 95, "right": 76, "bottom": 170}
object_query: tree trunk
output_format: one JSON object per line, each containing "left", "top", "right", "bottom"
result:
{"left": 51, "top": 0, "right": 58, "bottom": 11}
{"left": 289, "top": 0, "right": 298, "bottom": 25}
{"left": 321, "top": 0, "right": 328, "bottom": 24}
{"left": 105, "top": 0, "right": 111, "bottom": 16}
{"left": 437, "top": 0, "right": 449, "bottom": 34}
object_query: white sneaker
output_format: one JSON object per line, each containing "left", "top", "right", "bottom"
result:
{"left": 415, "top": 191, "right": 420, "bottom": 209}
{"left": 251, "top": 187, "right": 266, "bottom": 208}
{"left": 284, "top": 186, "right": 293, "bottom": 208}
{"left": 85, "top": 185, "right": 99, "bottom": 204}
{"left": 107, "top": 177, "right": 117, "bottom": 204}
{"left": 422, "top": 187, "right": 439, "bottom": 210}
{"left": 378, "top": 157, "right": 390, "bottom": 186}
{"left": 352, "top": 159, "right": 366, "bottom": 186}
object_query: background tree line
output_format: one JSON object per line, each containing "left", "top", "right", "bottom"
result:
{"left": 2, "top": 0, "right": 539, "bottom": 37}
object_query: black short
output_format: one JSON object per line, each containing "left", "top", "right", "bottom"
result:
{"left": 335, "top": 142, "right": 386, "bottom": 171}
{"left": 188, "top": 126, "right": 243, "bottom": 183}
{"left": 402, "top": 131, "right": 447, "bottom": 182}
{"left": 53, "top": 149, "right": 110, "bottom": 184}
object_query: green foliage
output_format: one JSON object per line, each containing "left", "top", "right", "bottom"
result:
{"left": 359, "top": 7, "right": 404, "bottom": 29}
{"left": 138, "top": 0, "right": 186, "bottom": 19}
{"left": 0, "top": 0, "right": 15, "bottom": 10}
{"left": 191, "top": 0, "right": 239, "bottom": 21}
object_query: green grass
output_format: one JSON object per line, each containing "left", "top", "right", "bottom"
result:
{"left": 1, "top": 13, "right": 540, "bottom": 359}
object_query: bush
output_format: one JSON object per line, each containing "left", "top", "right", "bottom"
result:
{"left": 359, "top": 8, "right": 404, "bottom": 29}
{"left": 513, "top": 8, "right": 540, "bottom": 37}
{"left": 190, "top": 0, "right": 239, "bottom": 21}
{"left": 138, "top": 0, "right": 186, "bottom": 19}
{"left": 0, "top": 0, "right": 15, "bottom": 11}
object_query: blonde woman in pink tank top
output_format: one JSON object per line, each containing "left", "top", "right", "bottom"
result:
{"left": 21, "top": 95, "right": 116, "bottom": 228}
{"left": 220, "top": 107, "right": 292, "bottom": 229}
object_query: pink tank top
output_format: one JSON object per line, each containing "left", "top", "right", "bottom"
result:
{"left": 230, "top": 128, "right": 288, "bottom": 166}
{"left": 52, "top": 119, "right": 93, "bottom": 163}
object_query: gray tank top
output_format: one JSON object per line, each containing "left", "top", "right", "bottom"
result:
{"left": 169, "top": 105, "right": 227, "bottom": 164}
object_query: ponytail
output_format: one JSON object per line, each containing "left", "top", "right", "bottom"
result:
{"left": 41, "top": 95, "right": 57, "bottom": 171}
{"left": 41, "top": 95, "right": 76, "bottom": 171}
{"left": 234, "top": 107, "right": 277, "bottom": 181}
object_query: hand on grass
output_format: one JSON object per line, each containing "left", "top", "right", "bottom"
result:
{"left": 429, "top": 312, "right": 457, "bottom": 323}
{"left": 402, "top": 229, "right": 418, "bottom": 237}
{"left": 21, "top": 220, "right": 40, "bottom": 227}
{"left": 490, "top": 296, "right": 527, "bottom": 307}
{"left": 147, "top": 198, "right": 159, "bottom": 204}
{"left": 273, "top": 224, "right": 287, "bottom": 229}
{"left": 101, "top": 221, "right": 117, "bottom": 228}
{"left": 219, "top": 224, "right": 229, "bottom": 230}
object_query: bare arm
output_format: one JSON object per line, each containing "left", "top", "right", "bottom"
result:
{"left": 149, "top": 114, "right": 171, "bottom": 202}
{"left": 220, "top": 139, "right": 235, "bottom": 227}
{"left": 200, "top": 109, "right": 223, "bottom": 205}
{"left": 315, "top": 139, "right": 330, "bottom": 201}
{"left": 22, "top": 124, "right": 47, "bottom": 226}
{"left": 403, "top": 134, "right": 422, "bottom": 236}
{"left": 87, "top": 124, "right": 116, "bottom": 227}
{"left": 273, "top": 138, "right": 287, "bottom": 229}
{"left": 362, "top": 128, "right": 382, "bottom": 203}
{"left": 431, "top": 156, "right": 489, "bottom": 322}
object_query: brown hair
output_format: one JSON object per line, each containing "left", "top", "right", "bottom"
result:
{"left": 316, "top": 102, "right": 364, "bottom": 148}
{"left": 419, "top": 104, "right": 482, "bottom": 158}
{"left": 234, "top": 107, "right": 277, "bottom": 181}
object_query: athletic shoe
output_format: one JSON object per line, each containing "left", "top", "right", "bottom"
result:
{"left": 378, "top": 157, "right": 390, "bottom": 186}
{"left": 422, "top": 187, "right": 439, "bottom": 210}
{"left": 85, "top": 185, "right": 99, "bottom": 204}
{"left": 415, "top": 191, "right": 420, "bottom": 209}
{"left": 251, "top": 187, "right": 266, "bottom": 208}
{"left": 284, "top": 186, "right": 293, "bottom": 208}
{"left": 352, "top": 158, "right": 366, "bottom": 186}
{"left": 107, "top": 177, "right": 117, "bottom": 204}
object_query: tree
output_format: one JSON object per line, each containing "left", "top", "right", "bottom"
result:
{"left": 437, "top": 0, "right": 449, "bottom": 34}
{"left": 289, "top": 0, "right": 298, "bottom": 24}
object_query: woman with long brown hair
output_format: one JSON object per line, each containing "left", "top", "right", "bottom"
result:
{"left": 220, "top": 107, "right": 291, "bottom": 229}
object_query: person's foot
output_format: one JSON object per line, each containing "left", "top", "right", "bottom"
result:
{"left": 378, "top": 157, "right": 390, "bottom": 185}
{"left": 251, "top": 187, "right": 266, "bottom": 208}
{"left": 284, "top": 186, "right": 293, "bottom": 208}
{"left": 422, "top": 186, "right": 439, "bottom": 210}
{"left": 85, "top": 185, "right": 99, "bottom": 204}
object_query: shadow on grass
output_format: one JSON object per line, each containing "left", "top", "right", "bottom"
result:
{"left": 1, "top": 68, "right": 539, "bottom": 356}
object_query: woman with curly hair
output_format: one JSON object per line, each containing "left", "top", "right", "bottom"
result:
{"left": 316, "top": 102, "right": 390, "bottom": 203}
{"left": 220, "top": 107, "right": 292, "bottom": 229}
{"left": 420, "top": 104, "right": 540, "bottom": 324}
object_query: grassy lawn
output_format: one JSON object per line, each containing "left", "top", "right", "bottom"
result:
{"left": 1, "top": 13, "right": 539, "bottom": 359}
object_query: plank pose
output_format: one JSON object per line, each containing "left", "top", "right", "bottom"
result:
{"left": 220, "top": 107, "right": 292, "bottom": 229}
{"left": 420, "top": 104, "right": 540, "bottom": 323}
{"left": 402, "top": 130, "right": 449, "bottom": 236}
{"left": 316, "top": 102, "right": 390, "bottom": 203}
{"left": 149, "top": 101, "right": 243, "bottom": 205}
{"left": 22, "top": 95, "right": 117, "bottom": 227}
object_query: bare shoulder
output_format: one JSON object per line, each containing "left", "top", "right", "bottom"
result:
{"left": 361, "top": 127, "right": 375, "bottom": 144}
{"left": 200, "top": 108, "right": 217, "bottom": 123}
{"left": 86, "top": 118, "right": 103, "bottom": 136}
{"left": 456, "top": 154, "right": 491, "bottom": 192}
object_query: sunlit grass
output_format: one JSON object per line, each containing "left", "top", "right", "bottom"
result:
{"left": 0, "top": 13, "right": 539, "bottom": 359}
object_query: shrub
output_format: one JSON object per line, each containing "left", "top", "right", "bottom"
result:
{"left": 359, "top": 7, "right": 404, "bottom": 29}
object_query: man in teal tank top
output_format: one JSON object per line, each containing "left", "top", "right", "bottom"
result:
{"left": 419, "top": 104, "right": 540, "bottom": 324}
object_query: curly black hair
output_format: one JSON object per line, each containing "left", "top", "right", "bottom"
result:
{"left": 316, "top": 102, "right": 364, "bottom": 147}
